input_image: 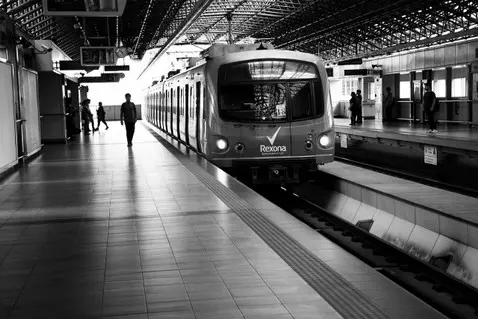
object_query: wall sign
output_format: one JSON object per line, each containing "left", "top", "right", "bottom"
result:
{"left": 340, "top": 134, "right": 347, "bottom": 148}
{"left": 424, "top": 145, "right": 437, "bottom": 165}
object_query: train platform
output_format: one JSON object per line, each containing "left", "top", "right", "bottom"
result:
{"left": 0, "top": 122, "right": 447, "bottom": 319}
{"left": 334, "top": 118, "right": 478, "bottom": 154}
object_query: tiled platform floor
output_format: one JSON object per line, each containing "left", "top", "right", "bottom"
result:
{"left": 0, "top": 122, "right": 344, "bottom": 319}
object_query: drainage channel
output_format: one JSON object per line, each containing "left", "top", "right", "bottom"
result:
{"left": 252, "top": 184, "right": 478, "bottom": 319}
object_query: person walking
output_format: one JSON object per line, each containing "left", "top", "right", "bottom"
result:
{"left": 356, "top": 89, "right": 363, "bottom": 124}
{"left": 349, "top": 92, "right": 358, "bottom": 126}
{"left": 423, "top": 83, "right": 438, "bottom": 133}
{"left": 96, "top": 102, "right": 109, "bottom": 130}
{"left": 120, "top": 93, "right": 137, "bottom": 146}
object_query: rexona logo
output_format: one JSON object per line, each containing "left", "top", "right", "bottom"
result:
{"left": 260, "top": 127, "right": 287, "bottom": 155}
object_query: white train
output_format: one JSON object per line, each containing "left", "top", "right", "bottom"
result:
{"left": 143, "top": 43, "right": 334, "bottom": 184}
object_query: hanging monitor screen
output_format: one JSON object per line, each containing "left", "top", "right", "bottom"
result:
{"left": 80, "top": 47, "right": 117, "bottom": 66}
{"left": 43, "top": 0, "right": 127, "bottom": 17}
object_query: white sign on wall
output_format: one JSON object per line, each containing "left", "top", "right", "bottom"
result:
{"left": 424, "top": 145, "right": 437, "bottom": 165}
{"left": 340, "top": 134, "right": 347, "bottom": 148}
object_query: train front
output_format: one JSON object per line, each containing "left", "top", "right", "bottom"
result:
{"left": 207, "top": 49, "right": 335, "bottom": 184}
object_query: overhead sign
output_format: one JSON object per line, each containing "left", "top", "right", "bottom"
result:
{"left": 79, "top": 73, "right": 124, "bottom": 83}
{"left": 424, "top": 145, "right": 437, "bottom": 165}
{"left": 80, "top": 47, "right": 116, "bottom": 66}
{"left": 59, "top": 60, "right": 99, "bottom": 71}
{"left": 344, "top": 69, "right": 368, "bottom": 76}
{"left": 43, "top": 0, "right": 127, "bottom": 17}
{"left": 104, "top": 65, "right": 130, "bottom": 72}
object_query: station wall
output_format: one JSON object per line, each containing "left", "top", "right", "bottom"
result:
{"left": 364, "top": 39, "right": 478, "bottom": 72}
{"left": 0, "top": 61, "right": 17, "bottom": 174}
{"left": 330, "top": 38, "right": 478, "bottom": 124}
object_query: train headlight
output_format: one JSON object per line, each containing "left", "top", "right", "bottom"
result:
{"left": 216, "top": 138, "right": 228, "bottom": 151}
{"left": 318, "top": 135, "right": 331, "bottom": 148}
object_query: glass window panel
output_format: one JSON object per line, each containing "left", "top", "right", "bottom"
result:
{"left": 451, "top": 78, "right": 467, "bottom": 98}
{"left": 432, "top": 79, "right": 446, "bottom": 98}
{"left": 219, "top": 83, "right": 287, "bottom": 122}
{"left": 290, "top": 82, "right": 313, "bottom": 120}
{"left": 368, "top": 82, "right": 375, "bottom": 100}
{"left": 219, "top": 60, "right": 318, "bottom": 82}
{"left": 399, "top": 81, "right": 410, "bottom": 98}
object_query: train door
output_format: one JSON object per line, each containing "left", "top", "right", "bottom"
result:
{"left": 188, "top": 85, "right": 197, "bottom": 150}
{"left": 179, "top": 87, "right": 186, "bottom": 142}
{"left": 160, "top": 91, "right": 164, "bottom": 130}
{"left": 158, "top": 91, "right": 161, "bottom": 127}
{"left": 170, "top": 88, "right": 174, "bottom": 136}
{"left": 154, "top": 92, "right": 158, "bottom": 126}
{"left": 195, "top": 81, "right": 203, "bottom": 153}
{"left": 162, "top": 91, "right": 166, "bottom": 131}
{"left": 165, "top": 89, "right": 170, "bottom": 133}
{"left": 176, "top": 86, "right": 180, "bottom": 140}
{"left": 184, "top": 84, "right": 189, "bottom": 145}
{"left": 151, "top": 93, "right": 154, "bottom": 125}
{"left": 146, "top": 95, "right": 150, "bottom": 121}
{"left": 288, "top": 81, "right": 318, "bottom": 156}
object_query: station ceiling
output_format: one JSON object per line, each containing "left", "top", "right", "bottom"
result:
{"left": 1, "top": 0, "right": 477, "bottom": 63}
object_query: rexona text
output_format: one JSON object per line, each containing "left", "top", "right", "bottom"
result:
{"left": 260, "top": 145, "right": 287, "bottom": 153}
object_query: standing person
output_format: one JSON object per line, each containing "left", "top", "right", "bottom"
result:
{"left": 349, "top": 92, "right": 358, "bottom": 126}
{"left": 120, "top": 93, "right": 137, "bottom": 146}
{"left": 356, "top": 89, "right": 363, "bottom": 124}
{"left": 383, "top": 87, "right": 394, "bottom": 122}
{"left": 81, "top": 99, "right": 94, "bottom": 134}
{"left": 96, "top": 102, "right": 109, "bottom": 130}
{"left": 423, "top": 83, "right": 438, "bottom": 133}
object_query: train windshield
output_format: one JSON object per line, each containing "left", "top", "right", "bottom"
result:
{"left": 218, "top": 60, "right": 323, "bottom": 122}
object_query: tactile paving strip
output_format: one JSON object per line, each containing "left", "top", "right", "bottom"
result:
{"left": 146, "top": 125, "right": 389, "bottom": 319}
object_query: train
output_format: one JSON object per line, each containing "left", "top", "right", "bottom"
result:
{"left": 143, "top": 43, "right": 334, "bottom": 184}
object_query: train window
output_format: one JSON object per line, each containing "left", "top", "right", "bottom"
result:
{"left": 220, "top": 83, "right": 287, "bottom": 122}
{"left": 219, "top": 60, "right": 318, "bottom": 82}
{"left": 290, "top": 82, "right": 313, "bottom": 120}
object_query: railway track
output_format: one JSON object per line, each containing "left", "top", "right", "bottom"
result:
{"left": 252, "top": 183, "right": 478, "bottom": 319}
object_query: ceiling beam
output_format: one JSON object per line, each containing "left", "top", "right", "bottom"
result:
{"left": 137, "top": 0, "right": 215, "bottom": 79}
{"left": 6, "top": 0, "right": 40, "bottom": 16}
{"left": 15, "top": 5, "right": 41, "bottom": 22}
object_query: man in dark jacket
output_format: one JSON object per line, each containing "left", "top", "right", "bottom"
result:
{"left": 120, "top": 93, "right": 137, "bottom": 146}
{"left": 423, "top": 83, "right": 438, "bottom": 133}
{"left": 356, "top": 89, "right": 363, "bottom": 124}
{"left": 96, "top": 102, "right": 109, "bottom": 130}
